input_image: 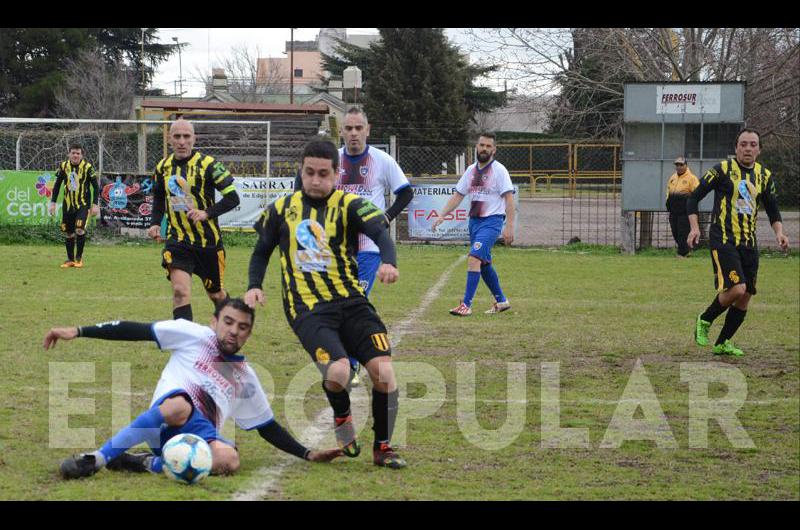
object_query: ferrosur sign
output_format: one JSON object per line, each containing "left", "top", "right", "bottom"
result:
{"left": 656, "top": 84, "right": 721, "bottom": 114}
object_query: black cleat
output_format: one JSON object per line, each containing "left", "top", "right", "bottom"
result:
{"left": 60, "top": 454, "right": 99, "bottom": 480}
{"left": 106, "top": 452, "right": 151, "bottom": 473}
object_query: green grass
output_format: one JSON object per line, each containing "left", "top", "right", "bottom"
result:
{"left": 0, "top": 242, "right": 797, "bottom": 500}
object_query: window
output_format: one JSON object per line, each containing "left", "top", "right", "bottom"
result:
{"left": 294, "top": 68, "right": 303, "bottom": 78}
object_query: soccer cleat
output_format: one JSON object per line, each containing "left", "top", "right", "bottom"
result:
{"left": 72, "top": 260, "right": 84, "bottom": 268}
{"left": 334, "top": 415, "right": 360, "bottom": 457}
{"left": 60, "top": 260, "right": 75, "bottom": 268}
{"left": 694, "top": 315, "right": 711, "bottom": 346}
{"left": 485, "top": 300, "right": 511, "bottom": 314}
{"left": 60, "top": 453, "right": 99, "bottom": 479}
{"left": 349, "top": 366, "right": 361, "bottom": 388}
{"left": 713, "top": 340, "right": 744, "bottom": 357}
{"left": 105, "top": 452, "right": 151, "bottom": 473}
{"left": 449, "top": 302, "right": 472, "bottom": 316}
{"left": 373, "top": 443, "right": 407, "bottom": 469}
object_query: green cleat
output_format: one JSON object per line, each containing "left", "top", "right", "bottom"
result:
{"left": 712, "top": 340, "right": 744, "bottom": 357}
{"left": 695, "top": 315, "right": 711, "bottom": 346}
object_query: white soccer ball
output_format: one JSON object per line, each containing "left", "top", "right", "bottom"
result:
{"left": 161, "top": 433, "right": 213, "bottom": 485}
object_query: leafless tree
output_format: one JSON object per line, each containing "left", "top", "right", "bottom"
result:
{"left": 53, "top": 48, "right": 137, "bottom": 120}
{"left": 464, "top": 28, "right": 799, "bottom": 142}
{"left": 190, "top": 44, "right": 289, "bottom": 102}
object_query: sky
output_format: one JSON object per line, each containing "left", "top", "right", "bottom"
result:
{"left": 152, "top": 28, "right": 476, "bottom": 97}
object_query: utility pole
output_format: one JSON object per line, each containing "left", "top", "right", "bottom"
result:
{"left": 290, "top": 28, "right": 294, "bottom": 104}
{"left": 172, "top": 37, "right": 183, "bottom": 97}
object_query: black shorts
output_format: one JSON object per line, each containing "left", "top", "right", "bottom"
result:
{"left": 291, "top": 297, "right": 391, "bottom": 367}
{"left": 161, "top": 240, "right": 226, "bottom": 294}
{"left": 710, "top": 243, "right": 758, "bottom": 295}
{"left": 60, "top": 207, "right": 89, "bottom": 234}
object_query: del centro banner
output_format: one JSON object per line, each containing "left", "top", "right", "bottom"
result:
{"left": 216, "top": 177, "right": 295, "bottom": 230}
{"left": 407, "top": 184, "right": 519, "bottom": 241}
{"left": 0, "top": 170, "right": 64, "bottom": 224}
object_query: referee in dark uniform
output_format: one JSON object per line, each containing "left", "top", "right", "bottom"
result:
{"left": 148, "top": 119, "right": 240, "bottom": 322}
{"left": 245, "top": 140, "right": 407, "bottom": 469}
{"left": 49, "top": 143, "right": 99, "bottom": 268}
{"left": 688, "top": 128, "right": 789, "bottom": 356}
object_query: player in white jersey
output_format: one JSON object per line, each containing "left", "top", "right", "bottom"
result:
{"left": 337, "top": 107, "right": 413, "bottom": 384}
{"left": 45, "top": 298, "right": 342, "bottom": 480}
{"left": 432, "top": 132, "right": 515, "bottom": 316}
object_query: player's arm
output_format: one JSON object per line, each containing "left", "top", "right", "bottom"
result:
{"left": 43, "top": 321, "right": 155, "bottom": 350}
{"left": 256, "top": 420, "right": 342, "bottom": 462}
{"left": 761, "top": 173, "right": 789, "bottom": 250}
{"left": 245, "top": 206, "right": 280, "bottom": 307}
{"left": 49, "top": 166, "right": 65, "bottom": 215}
{"left": 191, "top": 160, "right": 239, "bottom": 222}
{"left": 431, "top": 191, "right": 465, "bottom": 231}
{"left": 148, "top": 169, "right": 166, "bottom": 240}
{"left": 350, "top": 197, "right": 398, "bottom": 284}
{"left": 686, "top": 166, "right": 717, "bottom": 248}
{"left": 384, "top": 184, "right": 413, "bottom": 223}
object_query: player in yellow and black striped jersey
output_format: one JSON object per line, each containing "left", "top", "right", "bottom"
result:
{"left": 49, "top": 143, "right": 100, "bottom": 268}
{"left": 148, "top": 119, "right": 240, "bottom": 322}
{"left": 687, "top": 128, "right": 790, "bottom": 357}
{"left": 245, "top": 140, "right": 407, "bottom": 469}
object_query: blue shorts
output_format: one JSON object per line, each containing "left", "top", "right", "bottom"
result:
{"left": 148, "top": 389, "right": 235, "bottom": 456}
{"left": 468, "top": 215, "right": 505, "bottom": 264}
{"left": 357, "top": 251, "right": 382, "bottom": 297}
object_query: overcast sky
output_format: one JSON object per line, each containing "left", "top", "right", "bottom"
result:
{"left": 152, "top": 28, "right": 476, "bottom": 97}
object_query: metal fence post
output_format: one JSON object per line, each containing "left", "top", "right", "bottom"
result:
{"left": 389, "top": 135, "right": 398, "bottom": 242}
{"left": 16, "top": 133, "right": 22, "bottom": 170}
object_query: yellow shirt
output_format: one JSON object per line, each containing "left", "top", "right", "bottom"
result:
{"left": 666, "top": 169, "right": 699, "bottom": 197}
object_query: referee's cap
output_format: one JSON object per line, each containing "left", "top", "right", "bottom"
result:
{"left": 674, "top": 156, "right": 687, "bottom": 165}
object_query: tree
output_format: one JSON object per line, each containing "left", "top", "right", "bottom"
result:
{"left": 322, "top": 28, "right": 506, "bottom": 144}
{"left": 0, "top": 27, "right": 177, "bottom": 116}
{"left": 192, "top": 44, "right": 289, "bottom": 102}
{"left": 53, "top": 48, "right": 137, "bottom": 119}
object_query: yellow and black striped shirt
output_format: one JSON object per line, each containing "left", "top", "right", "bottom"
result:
{"left": 151, "top": 151, "right": 238, "bottom": 248}
{"left": 688, "top": 158, "right": 782, "bottom": 248}
{"left": 248, "top": 189, "right": 388, "bottom": 323}
{"left": 51, "top": 159, "right": 99, "bottom": 211}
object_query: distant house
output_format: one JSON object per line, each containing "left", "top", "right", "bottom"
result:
{"left": 474, "top": 94, "right": 554, "bottom": 134}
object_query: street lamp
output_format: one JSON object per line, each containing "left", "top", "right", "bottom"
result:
{"left": 172, "top": 37, "right": 183, "bottom": 97}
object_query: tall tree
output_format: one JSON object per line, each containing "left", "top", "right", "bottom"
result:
{"left": 0, "top": 27, "right": 177, "bottom": 116}
{"left": 54, "top": 48, "right": 137, "bottom": 119}
{"left": 322, "top": 28, "right": 506, "bottom": 144}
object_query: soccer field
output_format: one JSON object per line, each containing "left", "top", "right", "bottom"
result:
{"left": 0, "top": 242, "right": 797, "bottom": 500}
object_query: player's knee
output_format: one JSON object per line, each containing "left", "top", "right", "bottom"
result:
{"left": 75, "top": 228, "right": 85, "bottom": 236}
{"left": 736, "top": 292, "right": 752, "bottom": 309}
{"left": 729, "top": 283, "right": 747, "bottom": 299}
{"left": 366, "top": 357, "right": 396, "bottom": 392}
{"left": 66, "top": 233, "right": 76, "bottom": 239}
{"left": 172, "top": 284, "right": 191, "bottom": 304}
{"left": 323, "top": 358, "right": 350, "bottom": 389}
{"left": 467, "top": 255, "right": 482, "bottom": 269}
{"left": 159, "top": 396, "right": 192, "bottom": 427}
{"left": 207, "top": 289, "right": 226, "bottom": 302}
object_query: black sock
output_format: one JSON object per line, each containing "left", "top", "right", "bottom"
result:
{"left": 372, "top": 388, "right": 399, "bottom": 450}
{"left": 323, "top": 382, "right": 351, "bottom": 420}
{"left": 701, "top": 295, "right": 727, "bottom": 323}
{"left": 65, "top": 238, "right": 75, "bottom": 261}
{"left": 716, "top": 306, "right": 747, "bottom": 345}
{"left": 173, "top": 304, "right": 193, "bottom": 321}
{"left": 75, "top": 234, "right": 86, "bottom": 261}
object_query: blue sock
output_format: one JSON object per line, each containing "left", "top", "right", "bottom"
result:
{"left": 463, "top": 271, "right": 481, "bottom": 307}
{"left": 349, "top": 357, "right": 359, "bottom": 371}
{"left": 480, "top": 264, "right": 506, "bottom": 303}
{"left": 99, "top": 406, "right": 165, "bottom": 463}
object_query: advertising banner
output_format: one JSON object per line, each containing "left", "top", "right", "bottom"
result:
{"left": 0, "top": 170, "right": 62, "bottom": 225}
{"left": 98, "top": 173, "right": 155, "bottom": 230}
{"left": 216, "top": 177, "right": 295, "bottom": 230}
{"left": 407, "top": 184, "right": 519, "bottom": 241}
{"left": 656, "top": 84, "right": 721, "bottom": 114}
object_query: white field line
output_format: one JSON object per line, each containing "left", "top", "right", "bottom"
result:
{"left": 231, "top": 255, "right": 467, "bottom": 501}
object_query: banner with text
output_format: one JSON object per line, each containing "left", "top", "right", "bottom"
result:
{"left": 407, "top": 184, "right": 519, "bottom": 241}
{"left": 0, "top": 170, "right": 62, "bottom": 225}
{"left": 216, "top": 177, "right": 295, "bottom": 230}
{"left": 99, "top": 173, "right": 155, "bottom": 230}
{"left": 656, "top": 84, "right": 721, "bottom": 114}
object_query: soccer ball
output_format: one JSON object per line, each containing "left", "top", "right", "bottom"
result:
{"left": 161, "top": 433, "right": 213, "bottom": 485}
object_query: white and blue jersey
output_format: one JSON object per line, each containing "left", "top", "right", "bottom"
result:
{"left": 338, "top": 145, "right": 409, "bottom": 294}
{"left": 456, "top": 160, "right": 514, "bottom": 264}
{"left": 150, "top": 320, "right": 274, "bottom": 433}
